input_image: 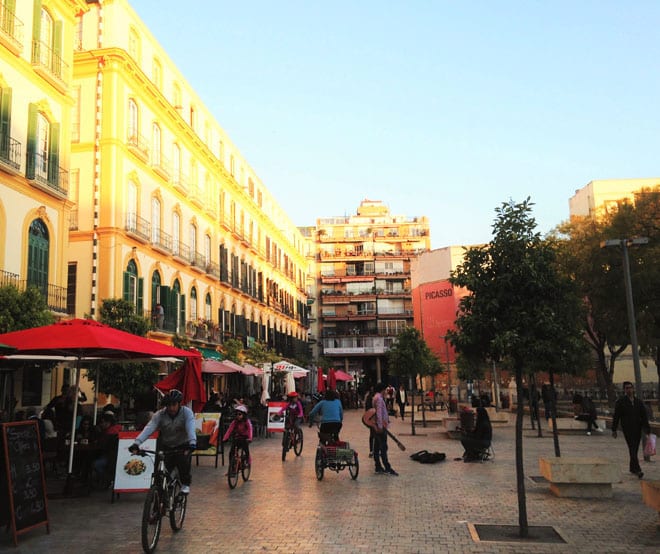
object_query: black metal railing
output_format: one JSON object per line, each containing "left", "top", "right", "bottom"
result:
{"left": 31, "top": 39, "right": 67, "bottom": 81}
{"left": 0, "top": 135, "right": 21, "bottom": 171}
{"left": 0, "top": 269, "right": 67, "bottom": 313}
{"left": 0, "top": 3, "right": 24, "bottom": 49}
{"left": 125, "top": 213, "right": 150, "bottom": 242}
{"left": 27, "top": 151, "right": 68, "bottom": 195}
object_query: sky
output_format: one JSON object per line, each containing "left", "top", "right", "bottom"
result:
{"left": 132, "top": 1, "right": 660, "bottom": 249}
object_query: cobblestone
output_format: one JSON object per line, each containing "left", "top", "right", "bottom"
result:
{"left": 3, "top": 410, "right": 659, "bottom": 553}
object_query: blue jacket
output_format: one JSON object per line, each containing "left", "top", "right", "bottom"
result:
{"left": 308, "top": 399, "right": 343, "bottom": 423}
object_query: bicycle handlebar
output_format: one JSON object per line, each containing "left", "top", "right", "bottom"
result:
{"left": 131, "top": 446, "right": 194, "bottom": 457}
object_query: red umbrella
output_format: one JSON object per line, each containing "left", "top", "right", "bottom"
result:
{"left": 0, "top": 319, "right": 201, "bottom": 480}
{"left": 154, "top": 356, "right": 205, "bottom": 412}
{"left": 327, "top": 368, "right": 337, "bottom": 391}
{"left": 317, "top": 366, "right": 326, "bottom": 393}
{"left": 334, "top": 369, "right": 354, "bottom": 382}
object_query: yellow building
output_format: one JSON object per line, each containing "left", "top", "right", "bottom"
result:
{"left": 570, "top": 178, "right": 658, "bottom": 387}
{"left": 70, "top": 0, "right": 309, "bottom": 362}
{"left": 0, "top": 0, "right": 90, "bottom": 410}
{"left": 313, "top": 199, "right": 430, "bottom": 382}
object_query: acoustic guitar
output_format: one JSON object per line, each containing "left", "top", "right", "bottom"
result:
{"left": 361, "top": 408, "right": 406, "bottom": 451}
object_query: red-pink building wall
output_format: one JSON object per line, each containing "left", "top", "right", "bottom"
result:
{"left": 412, "top": 279, "right": 466, "bottom": 362}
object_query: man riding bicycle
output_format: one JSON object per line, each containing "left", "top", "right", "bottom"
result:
{"left": 129, "top": 389, "right": 196, "bottom": 494}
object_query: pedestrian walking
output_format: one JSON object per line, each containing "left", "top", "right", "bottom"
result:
{"left": 612, "top": 381, "right": 651, "bottom": 478}
{"left": 396, "top": 384, "right": 407, "bottom": 420}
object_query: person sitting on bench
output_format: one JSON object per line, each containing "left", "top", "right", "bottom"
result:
{"left": 461, "top": 405, "right": 492, "bottom": 462}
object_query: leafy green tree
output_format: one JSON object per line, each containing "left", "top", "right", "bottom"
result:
{"left": 448, "top": 198, "right": 587, "bottom": 538}
{"left": 223, "top": 338, "right": 244, "bottom": 363}
{"left": 88, "top": 299, "right": 159, "bottom": 419}
{"left": 0, "top": 285, "right": 55, "bottom": 333}
{"left": 387, "top": 326, "right": 440, "bottom": 388}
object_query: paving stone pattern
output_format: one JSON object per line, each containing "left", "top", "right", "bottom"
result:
{"left": 3, "top": 410, "right": 659, "bottom": 553}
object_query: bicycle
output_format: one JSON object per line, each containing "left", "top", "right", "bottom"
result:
{"left": 134, "top": 448, "right": 189, "bottom": 553}
{"left": 226, "top": 437, "right": 251, "bottom": 489}
{"left": 281, "top": 411, "right": 304, "bottom": 461}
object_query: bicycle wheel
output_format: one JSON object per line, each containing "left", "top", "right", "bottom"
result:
{"left": 227, "top": 450, "right": 239, "bottom": 489}
{"left": 281, "top": 430, "right": 289, "bottom": 462}
{"left": 169, "top": 481, "right": 187, "bottom": 531}
{"left": 315, "top": 448, "right": 324, "bottom": 481}
{"left": 241, "top": 448, "right": 251, "bottom": 482}
{"left": 349, "top": 452, "right": 359, "bottom": 480}
{"left": 293, "top": 428, "right": 303, "bottom": 456}
{"left": 141, "top": 487, "right": 163, "bottom": 553}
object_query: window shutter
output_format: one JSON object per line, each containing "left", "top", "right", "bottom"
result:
{"left": 179, "top": 294, "right": 186, "bottom": 332}
{"left": 32, "top": 1, "right": 42, "bottom": 48}
{"left": 0, "top": 88, "right": 11, "bottom": 158}
{"left": 26, "top": 103, "right": 37, "bottom": 179}
{"left": 122, "top": 271, "right": 130, "bottom": 302}
{"left": 48, "top": 122, "right": 60, "bottom": 185}
{"left": 137, "top": 277, "right": 144, "bottom": 313}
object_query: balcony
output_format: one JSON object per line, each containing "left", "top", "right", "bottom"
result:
{"left": 27, "top": 152, "right": 68, "bottom": 198}
{"left": 185, "top": 319, "right": 221, "bottom": 343}
{"left": 189, "top": 182, "right": 204, "bottom": 208}
{"left": 190, "top": 251, "right": 206, "bottom": 273}
{"left": 322, "top": 336, "right": 392, "bottom": 355}
{"left": 31, "top": 40, "right": 68, "bottom": 91}
{"left": 0, "top": 269, "right": 67, "bottom": 314}
{"left": 172, "top": 171, "right": 189, "bottom": 195}
{"left": 205, "top": 261, "right": 220, "bottom": 280}
{"left": 0, "top": 135, "right": 21, "bottom": 174}
{"left": 151, "top": 228, "right": 173, "bottom": 255}
{"left": 0, "top": 4, "right": 24, "bottom": 55}
{"left": 126, "top": 133, "right": 149, "bottom": 162}
{"left": 151, "top": 153, "right": 171, "bottom": 182}
{"left": 125, "top": 213, "right": 150, "bottom": 243}
{"left": 172, "top": 241, "right": 191, "bottom": 264}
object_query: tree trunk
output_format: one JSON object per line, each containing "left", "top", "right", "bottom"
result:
{"left": 515, "top": 367, "right": 529, "bottom": 537}
{"left": 549, "top": 369, "right": 561, "bottom": 457}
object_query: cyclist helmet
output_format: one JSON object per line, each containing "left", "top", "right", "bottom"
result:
{"left": 287, "top": 391, "right": 299, "bottom": 398}
{"left": 235, "top": 405, "right": 248, "bottom": 414}
{"left": 162, "top": 389, "right": 183, "bottom": 406}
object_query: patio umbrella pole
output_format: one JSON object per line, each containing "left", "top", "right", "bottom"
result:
{"left": 64, "top": 360, "right": 82, "bottom": 495}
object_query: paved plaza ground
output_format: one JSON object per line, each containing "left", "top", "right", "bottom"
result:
{"left": 3, "top": 408, "right": 659, "bottom": 553}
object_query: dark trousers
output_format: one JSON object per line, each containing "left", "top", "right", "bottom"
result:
{"left": 575, "top": 414, "right": 598, "bottom": 431}
{"left": 368, "top": 427, "right": 375, "bottom": 454}
{"left": 373, "top": 431, "right": 391, "bottom": 471}
{"left": 397, "top": 402, "right": 405, "bottom": 420}
{"left": 623, "top": 431, "right": 642, "bottom": 473}
{"left": 165, "top": 450, "right": 193, "bottom": 486}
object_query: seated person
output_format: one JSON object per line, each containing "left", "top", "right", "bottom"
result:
{"left": 91, "top": 411, "right": 122, "bottom": 482}
{"left": 461, "top": 406, "right": 492, "bottom": 462}
{"left": 308, "top": 390, "right": 343, "bottom": 443}
{"left": 72, "top": 415, "right": 97, "bottom": 479}
{"left": 575, "top": 395, "right": 601, "bottom": 434}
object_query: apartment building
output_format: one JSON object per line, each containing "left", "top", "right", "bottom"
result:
{"left": 569, "top": 178, "right": 660, "bottom": 218}
{"left": 69, "top": 0, "right": 309, "bottom": 360}
{"left": 314, "top": 199, "right": 430, "bottom": 383}
{"left": 0, "top": 0, "right": 90, "bottom": 409}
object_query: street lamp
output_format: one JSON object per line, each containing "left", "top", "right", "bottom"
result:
{"left": 600, "top": 237, "right": 649, "bottom": 400}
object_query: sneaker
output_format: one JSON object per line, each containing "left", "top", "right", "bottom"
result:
{"left": 637, "top": 471, "right": 644, "bottom": 479}
{"left": 181, "top": 485, "right": 190, "bottom": 494}
{"left": 586, "top": 431, "right": 591, "bottom": 436}
{"left": 386, "top": 469, "right": 399, "bottom": 476}
{"left": 596, "top": 427, "right": 604, "bottom": 433}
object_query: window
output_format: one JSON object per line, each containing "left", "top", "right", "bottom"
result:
{"left": 26, "top": 104, "right": 60, "bottom": 189}
{"left": 229, "top": 154, "right": 235, "bottom": 177}
{"left": 152, "top": 58, "right": 162, "bottom": 89}
{"left": 172, "top": 143, "right": 181, "bottom": 184}
{"left": 172, "top": 82, "right": 182, "bottom": 111}
{"left": 190, "top": 287, "right": 197, "bottom": 321}
{"left": 123, "top": 259, "right": 143, "bottom": 311}
{"left": 33, "top": 7, "right": 63, "bottom": 78}
{"left": 204, "top": 234, "right": 211, "bottom": 265}
{"left": 0, "top": 85, "right": 18, "bottom": 169}
{"left": 71, "top": 86, "right": 81, "bottom": 142}
{"left": 35, "top": 112, "right": 49, "bottom": 181}
{"left": 189, "top": 223, "right": 197, "bottom": 254}
{"left": 128, "top": 27, "right": 140, "bottom": 63}
{"left": 27, "top": 219, "right": 49, "bottom": 298}
{"left": 151, "top": 197, "right": 160, "bottom": 243}
{"left": 128, "top": 99, "right": 138, "bottom": 142}
{"left": 172, "top": 212, "right": 180, "bottom": 255}
{"left": 151, "top": 123, "right": 161, "bottom": 166}
{"left": 127, "top": 180, "right": 137, "bottom": 230}
{"left": 205, "top": 293, "right": 212, "bottom": 321}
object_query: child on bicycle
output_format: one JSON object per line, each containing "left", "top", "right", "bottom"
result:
{"left": 222, "top": 404, "right": 253, "bottom": 462}
{"left": 280, "top": 391, "right": 304, "bottom": 428}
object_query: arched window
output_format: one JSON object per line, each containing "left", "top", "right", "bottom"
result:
{"left": 172, "top": 212, "right": 180, "bottom": 255}
{"left": 190, "top": 287, "right": 197, "bottom": 321}
{"left": 151, "top": 270, "right": 161, "bottom": 305}
{"left": 128, "top": 99, "right": 138, "bottom": 142}
{"left": 205, "top": 293, "right": 212, "bottom": 321}
{"left": 27, "top": 219, "right": 49, "bottom": 298}
{"left": 152, "top": 123, "right": 161, "bottom": 167}
{"left": 151, "top": 197, "right": 160, "bottom": 243}
{"left": 173, "top": 279, "right": 184, "bottom": 332}
{"left": 189, "top": 223, "right": 197, "bottom": 256}
{"left": 123, "top": 259, "right": 142, "bottom": 311}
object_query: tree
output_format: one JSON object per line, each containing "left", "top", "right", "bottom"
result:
{"left": 448, "top": 198, "right": 587, "bottom": 538}
{"left": 387, "top": 326, "right": 440, "bottom": 388}
{"left": 0, "top": 285, "right": 54, "bottom": 333}
{"left": 87, "top": 299, "right": 160, "bottom": 419}
{"left": 223, "top": 338, "right": 244, "bottom": 363}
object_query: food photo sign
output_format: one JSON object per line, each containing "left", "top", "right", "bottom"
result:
{"left": 113, "top": 431, "right": 157, "bottom": 493}
{"left": 267, "top": 402, "right": 288, "bottom": 433}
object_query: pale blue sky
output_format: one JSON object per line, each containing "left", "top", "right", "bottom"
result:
{"left": 132, "top": 1, "right": 660, "bottom": 248}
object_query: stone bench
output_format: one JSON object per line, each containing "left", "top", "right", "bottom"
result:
{"left": 485, "top": 407, "right": 510, "bottom": 424}
{"left": 539, "top": 456, "right": 620, "bottom": 498}
{"left": 549, "top": 417, "right": 605, "bottom": 433}
{"left": 641, "top": 480, "right": 660, "bottom": 529}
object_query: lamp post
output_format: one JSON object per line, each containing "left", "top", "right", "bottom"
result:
{"left": 441, "top": 335, "right": 453, "bottom": 412}
{"left": 600, "top": 237, "right": 649, "bottom": 400}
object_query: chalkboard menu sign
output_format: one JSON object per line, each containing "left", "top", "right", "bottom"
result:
{"left": 1, "top": 421, "right": 50, "bottom": 545}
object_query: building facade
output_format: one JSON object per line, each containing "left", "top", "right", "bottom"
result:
{"left": 71, "top": 0, "right": 310, "bottom": 358}
{"left": 314, "top": 199, "right": 430, "bottom": 383}
{"left": 0, "top": 0, "right": 90, "bottom": 410}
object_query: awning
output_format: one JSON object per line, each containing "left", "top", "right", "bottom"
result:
{"left": 198, "top": 347, "right": 223, "bottom": 360}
